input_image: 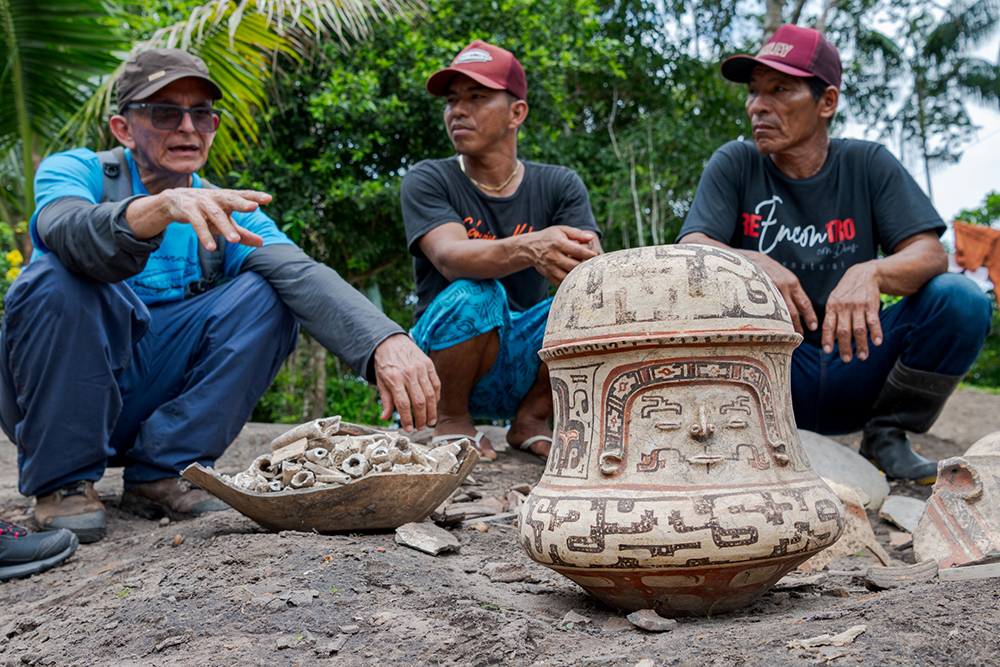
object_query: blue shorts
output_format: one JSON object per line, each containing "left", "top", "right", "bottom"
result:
{"left": 410, "top": 279, "right": 550, "bottom": 419}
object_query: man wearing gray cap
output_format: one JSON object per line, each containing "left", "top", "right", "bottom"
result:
{"left": 0, "top": 49, "right": 440, "bottom": 544}
{"left": 678, "top": 25, "right": 992, "bottom": 483}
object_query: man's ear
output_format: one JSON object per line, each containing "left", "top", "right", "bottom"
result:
{"left": 818, "top": 87, "right": 839, "bottom": 122}
{"left": 508, "top": 99, "right": 529, "bottom": 130}
{"left": 109, "top": 114, "right": 137, "bottom": 149}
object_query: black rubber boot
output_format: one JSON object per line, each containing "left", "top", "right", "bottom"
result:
{"left": 859, "top": 360, "right": 963, "bottom": 484}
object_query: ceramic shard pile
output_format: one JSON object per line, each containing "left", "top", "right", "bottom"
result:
{"left": 224, "top": 416, "right": 470, "bottom": 493}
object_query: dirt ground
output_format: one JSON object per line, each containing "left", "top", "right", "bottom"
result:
{"left": 1, "top": 388, "right": 999, "bottom": 667}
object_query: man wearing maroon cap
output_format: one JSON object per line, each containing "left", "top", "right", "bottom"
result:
{"left": 678, "top": 25, "right": 992, "bottom": 483}
{"left": 402, "top": 40, "right": 603, "bottom": 461}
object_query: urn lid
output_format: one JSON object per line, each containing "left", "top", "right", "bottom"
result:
{"left": 543, "top": 245, "right": 799, "bottom": 350}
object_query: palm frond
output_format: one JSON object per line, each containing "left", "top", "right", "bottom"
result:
{"left": 954, "top": 57, "right": 1000, "bottom": 110}
{"left": 926, "top": 0, "right": 1000, "bottom": 61}
{"left": 56, "top": 0, "right": 423, "bottom": 177}
{"left": 0, "top": 0, "right": 124, "bottom": 152}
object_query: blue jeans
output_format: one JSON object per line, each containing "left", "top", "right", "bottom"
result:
{"left": 410, "top": 279, "right": 550, "bottom": 419}
{"left": 0, "top": 254, "right": 298, "bottom": 497}
{"left": 791, "top": 273, "right": 992, "bottom": 435}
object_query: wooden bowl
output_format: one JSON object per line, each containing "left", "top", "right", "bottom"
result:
{"left": 182, "top": 449, "right": 478, "bottom": 533}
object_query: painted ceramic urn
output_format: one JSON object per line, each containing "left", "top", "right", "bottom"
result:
{"left": 518, "top": 244, "right": 845, "bottom": 617}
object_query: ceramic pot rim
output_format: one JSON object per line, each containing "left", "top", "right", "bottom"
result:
{"left": 540, "top": 330, "right": 803, "bottom": 360}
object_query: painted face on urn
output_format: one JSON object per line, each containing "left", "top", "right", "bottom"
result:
{"left": 623, "top": 383, "right": 772, "bottom": 485}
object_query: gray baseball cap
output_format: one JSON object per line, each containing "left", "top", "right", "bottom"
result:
{"left": 116, "top": 49, "right": 223, "bottom": 111}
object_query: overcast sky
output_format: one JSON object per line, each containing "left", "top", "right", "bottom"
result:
{"left": 841, "top": 34, "right": 999, "bottom": 223}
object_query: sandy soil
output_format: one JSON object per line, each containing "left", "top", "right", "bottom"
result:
{"left": 0, "top": 389, "right": 998, "bottom": 667}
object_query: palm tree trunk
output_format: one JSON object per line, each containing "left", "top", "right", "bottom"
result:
{"left": 915, "top": 77, "right": 934, "bottom": 203}
{"left": 763, "top": 0, "right": 785, "bottom": 42}
{"left": 0, "top": 0, "right": 34, "bottom": 216}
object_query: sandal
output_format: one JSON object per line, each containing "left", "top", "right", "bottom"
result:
{"left": 513, "top": 435, "right": 552, "bottom": 458}
{"left": 430, "top": 432, "right": 496, "bottom": 461}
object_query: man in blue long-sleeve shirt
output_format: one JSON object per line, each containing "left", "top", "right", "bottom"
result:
{"left": 0, "top": 49, "right": 440, "bottom": 544}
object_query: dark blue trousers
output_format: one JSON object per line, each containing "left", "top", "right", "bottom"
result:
{"left": 0, "top": 254, "right": 298, "bottom": 497}
{"left": 791, "top": 273, "right": 993, "bottom": 435}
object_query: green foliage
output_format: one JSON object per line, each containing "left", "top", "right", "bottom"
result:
{"left": 841, "top": 0, "right": 1000, "bottom": 196}
{"left": 966, "top": 293, "right": 1000, "bottom": 388}
{"left": 956, "top": 190, "right": 1000, "bottom": 227}
{"left": 230, "top": 0, "right": 746, "bottom": 423}
{"left": 251, "top": 347, "right": 390, "bottom": 426}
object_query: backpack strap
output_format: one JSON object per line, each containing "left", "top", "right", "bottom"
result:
{"left": 97, "top": 147, "right": 226, "bottom": 298}
{"left": 184, "top": 177, "right": 227, "bottom": 298}
{"left": 96, "top": 146, "right": 132, "bottom": 204}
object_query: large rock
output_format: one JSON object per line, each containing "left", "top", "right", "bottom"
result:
{"left": 799, "top": 429, "right": 890, "bottom": 510}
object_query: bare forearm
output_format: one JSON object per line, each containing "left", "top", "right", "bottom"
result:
{"left": 433, "top": 235, "right": 534, "bottom": 282}
{"left": 124, "top": 191, "right": 174, "bottom": 240}
{"left": 871, "top": 234, "right": 947, "bottom": 296}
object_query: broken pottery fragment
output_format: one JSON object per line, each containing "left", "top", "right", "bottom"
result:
{"left": 518, "top": 246, "right": 845, "bottom": 618}
{"left": 269, "top": 417, "right": 341, "bottom": 450}
{"left": 289, "top": 470, "right": 316, "bottom": 489}
{"left": 804, "top": 479, "right": 891, "bottom": 570}
{"left": 395, "top": 522, "right": 460, "bottom": 555}
{"left": 481, "top": 562, "right": 530, "bottom": 583}
{"left": 863, "top": 559, "right": 937, "bottom": 590}
{"left": 913, "top": 431, "right": 1000, "bottom": 570}
{"left": 626, "top": 609, "right": 677, "bottom": 632}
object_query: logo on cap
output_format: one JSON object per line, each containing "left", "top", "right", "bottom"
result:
{"left": 454, "top": 49, "right": 493, "bottom": 65}
{"left": 148, "top": 70, "right": 167, "bottom": 82}
{"left": 758, "top": 42, "right": 794, "bottom": 58}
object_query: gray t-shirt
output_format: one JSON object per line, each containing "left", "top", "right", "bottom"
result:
{"left": 401, "top": 156, "right": 599, "bottom": 319}
{"left": 679, "top": 138, "right": 945, "bottom": 346}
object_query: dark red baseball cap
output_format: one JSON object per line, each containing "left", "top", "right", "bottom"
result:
{"left": 426, "top": 40, "right": 527, "bottom": 101}
{"left": 721, "top": 25, "right": 842, "bottom": 89}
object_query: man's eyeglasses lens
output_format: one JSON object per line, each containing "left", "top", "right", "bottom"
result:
{"left": 129, "top": 104, "right": 219, "bottom": 132}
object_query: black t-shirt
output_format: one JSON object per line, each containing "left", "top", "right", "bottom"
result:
{"left": 402, "top": 156, "right": 599, "bottom": 319}
{"left": 679, "top": 138, "right": 945, "bottom": 346}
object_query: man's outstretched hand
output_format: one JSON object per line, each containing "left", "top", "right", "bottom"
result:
{"left": 372, "top": 334, "right": 441, "bottom": 432}
{"left": 128, "top": 188, "right": 271, "bottom": 250}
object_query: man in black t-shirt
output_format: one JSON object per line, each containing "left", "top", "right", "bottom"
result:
{"left": 678, "top": 25, "right": 992, "bottom": 483}
{"left": 402, "top": 40, "right": 602, "bottom": 461}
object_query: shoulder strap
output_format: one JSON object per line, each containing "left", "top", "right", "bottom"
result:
{"left": 96, "top": 148, "right": 227, "bottom": 298}
{"left": 185, "top": 176, "right": 227, "bottom": 298}
{"left": 96, "top": 146, "right": 132, "bottom": 204}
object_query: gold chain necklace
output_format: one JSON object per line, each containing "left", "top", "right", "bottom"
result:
{"left": 458, "top": 155, "right": 522, "bottom": 193}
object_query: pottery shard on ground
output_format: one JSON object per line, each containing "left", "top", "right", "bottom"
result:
{"left": 557, "top": 610, "right": 592, "bottom": 630}
{"left": 394, "top": 522, "right": 460, "bottom": 555}
{"left": 914, "top": 431, "right": 1000, "bottom": 570}
{"left": 799, "top": 429, "right": 890, "bottom": 510}
{"left": 481, "top": 562, "right": 530, "bottom": 583}
{"left": 787, "top": 625, "right": 867, "bottom": 650}
{"left": 863, "top": 559, "right": 938, "bottom": 590}
{"left": 804, "top": 479, "right": 892, "bottom": 571}
{"left": 626, "top": 609, "right": 677, "bottom": 633}
{"left": 879, "top": 495, "right": 927, "bottom": 533}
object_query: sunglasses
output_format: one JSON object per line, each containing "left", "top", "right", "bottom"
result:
{"left": 125, "top": 103, "right": 221, "bottom": 133}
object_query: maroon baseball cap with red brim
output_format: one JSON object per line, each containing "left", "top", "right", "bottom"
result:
{"left": 721, "top": 24, "right": 842, "bottom": 89}
{"left": 426, "top": 40, "right": 527, "bottom": 101}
